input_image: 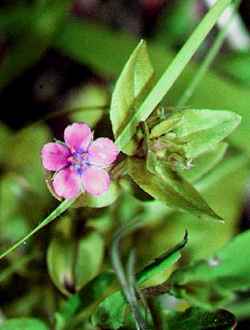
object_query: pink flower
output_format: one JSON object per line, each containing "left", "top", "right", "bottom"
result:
{"left": 41, "top": 123, "right": 119, "bottom": 199}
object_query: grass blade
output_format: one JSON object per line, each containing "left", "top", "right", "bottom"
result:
{"left": 0, "top": 199, "right": 75, "bottom": 260}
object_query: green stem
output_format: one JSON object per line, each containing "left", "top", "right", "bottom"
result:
{"left": 177, "top": 0, "right": 241, "bottom": 107}
{"left": 0, "top": 199, "right": 75, "bottom": 260}
{"left": 115, "top": 0, "right": 233, "bottom": 150}
{"left": 111, "top": 220, "right": 149, "bottom": 330}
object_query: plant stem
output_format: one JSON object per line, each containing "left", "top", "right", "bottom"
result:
{"left": 111, "top": 220, "right": 150, "bottom": 330}
{"left": 177, "top": 0, "right": 241, "bottom": 107}
{"left": 0, "top": 199, "right": 75, "bottom": 260}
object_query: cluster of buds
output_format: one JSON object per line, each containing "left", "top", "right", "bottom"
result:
{"left": 149, "top": 134, "right": 192, "bottom": 171}
{"left": 145, "top": 107, "right": 193, "bottom": 171}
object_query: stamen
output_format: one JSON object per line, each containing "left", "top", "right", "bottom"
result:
{"left": 68, "top": 150, "right": 90, "bottom": 175}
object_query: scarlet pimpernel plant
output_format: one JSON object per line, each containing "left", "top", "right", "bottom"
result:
{"left": 1, "top": 0, "right": 249, "bottom": 329}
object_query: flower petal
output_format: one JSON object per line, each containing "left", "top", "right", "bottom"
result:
{"left": 88, "top": 138, "right": 119, "bottom": 167}
{"left": 53, "top": 168, "right": 81, "bottom": 199}
{"left": 41, "top": 143, "right": 70, "bottom": 171}
{"left": 64, "top": 123, "right": 92, "bottom": 152}
{"left": 82, "top": 167, "right": 110, "bottom": 196}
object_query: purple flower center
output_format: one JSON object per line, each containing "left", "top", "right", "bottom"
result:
{"left": 68, "top": 149, "right": 90, "bottom": 175}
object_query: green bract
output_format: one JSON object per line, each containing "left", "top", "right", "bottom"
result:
{"left": 128, "top": 158, "right": 221, "bottom": 220}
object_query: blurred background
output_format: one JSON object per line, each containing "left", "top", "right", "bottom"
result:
{"left": 1, "top": 0, "right": 250, "bottom": 328}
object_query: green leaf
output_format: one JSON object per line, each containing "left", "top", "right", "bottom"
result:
{"left": 137, "top": 230, "right": 188, "bottom": 286}
{"left": 0, "top": 318, "right": 48, "bottom": 330}
{"left": 47, "top": 235, "right": 76, "bottom": 296}
{"left": 91, "top": 291, "right": 127, "bottom": 330}
{"left": 170, "top": 230, "right": 250, "bottom": 309}
{"left": 110, "top": 40, "right": 153, "bottom": 138}
{"left": 115, "top": 0, "right": 233, "bottom": 150}
{"left": 163, "top": 307, "right": 236, "bottom": 330}
{"left": 74, "top": 232, "right": 104, "bottom": 291}
{"left": 55, "top": 272, "right": 117, "bottom": 330}
{"left": 47, "top": 232, "right": 104, "bottom": 295}
{"left": 128, "top": 158, "right": 221, "bottom": 220}
{"left": 170, "top": 109, "right": 241, "bottom": 158}
{"left": 110, "top": 40, "right": 154, "bottom": 155}
{"left": 0, "top": 199, "right": 75, "bottom": 260}
{"left": 179, "top": 142, "right": 228, "bottom": 182}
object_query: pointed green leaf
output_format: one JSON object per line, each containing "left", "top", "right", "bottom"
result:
{"left": 110, "top": 40, "right": 154, "bottom": 154}
{"left": 156, "top": 161, "right": 221, "bottom": 219}
{"left": 47, "top": 234, "right": 76, "bottom": 296}
{"left": 128, "top": 158, "right": 221, "bottom": 220}
{"left": 110, "top": 39, "right": 154, "bottom": 137}
{"left": 164, "top": 308, "right": 236, "bottom": 330}
{"left": 179, "top": 142, "right": 228, "bottom": 182}
{"left": 171, "top": 109, "right": 240, "bottom": 158}
{"left": 137, "top": 231, "right": 188, "bottom": 286}
{"left": 170, "top": 230, "right": 250, "bottom": 309}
